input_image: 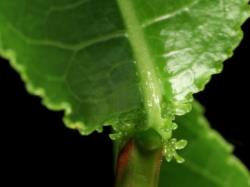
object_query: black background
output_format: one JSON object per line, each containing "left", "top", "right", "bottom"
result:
{"left": 0, "top": 19, "right": 249, "bottom": 185}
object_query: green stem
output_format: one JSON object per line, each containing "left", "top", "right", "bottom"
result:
{"left": 115, "top": 139, "right": 163, "bottom": 187}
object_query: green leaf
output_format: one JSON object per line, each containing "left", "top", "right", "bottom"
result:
{"left": 159, "top": 102, "right": 250, "bottom": 187}
{"left": 0, "top": 0, "right": 249, "bottom": 145}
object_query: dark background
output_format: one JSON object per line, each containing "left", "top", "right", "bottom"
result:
{"left": 0, "top": 19, "right": 249, "bottom": 185}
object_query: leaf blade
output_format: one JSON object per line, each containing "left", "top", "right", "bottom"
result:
{"left": 159, "top": 102, "right": 250, "bottom": 187}
{"left": 0, "top": 0, "right": 249, "bottom": 140}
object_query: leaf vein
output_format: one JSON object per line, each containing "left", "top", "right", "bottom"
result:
{"left": 7, "top": 23, "right": 126, "bottom": 51}
{"left": 47, "top": 0, "right": 91, "bottom": 14}
{"left": 142, "top": 0, "right": 199, "bottom": 28}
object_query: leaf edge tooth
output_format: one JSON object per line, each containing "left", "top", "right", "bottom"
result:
{"left": 174, "top": 2, "right": 250, "bottom": 117}
{"left": 0, "top": 44, "right": 96, "bottom": 135}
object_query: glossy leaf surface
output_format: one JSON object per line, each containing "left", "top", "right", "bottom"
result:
{"left": 0, "top": 0, "right": 249, "bottom": 142}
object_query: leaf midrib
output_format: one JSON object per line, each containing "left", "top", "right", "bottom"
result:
{"left": 117, "top": 0, "right": 164, "bottom": 129}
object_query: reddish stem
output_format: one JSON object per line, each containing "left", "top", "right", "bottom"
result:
{"left": 115, "top": 140, "right": 163, "bottom": 187}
